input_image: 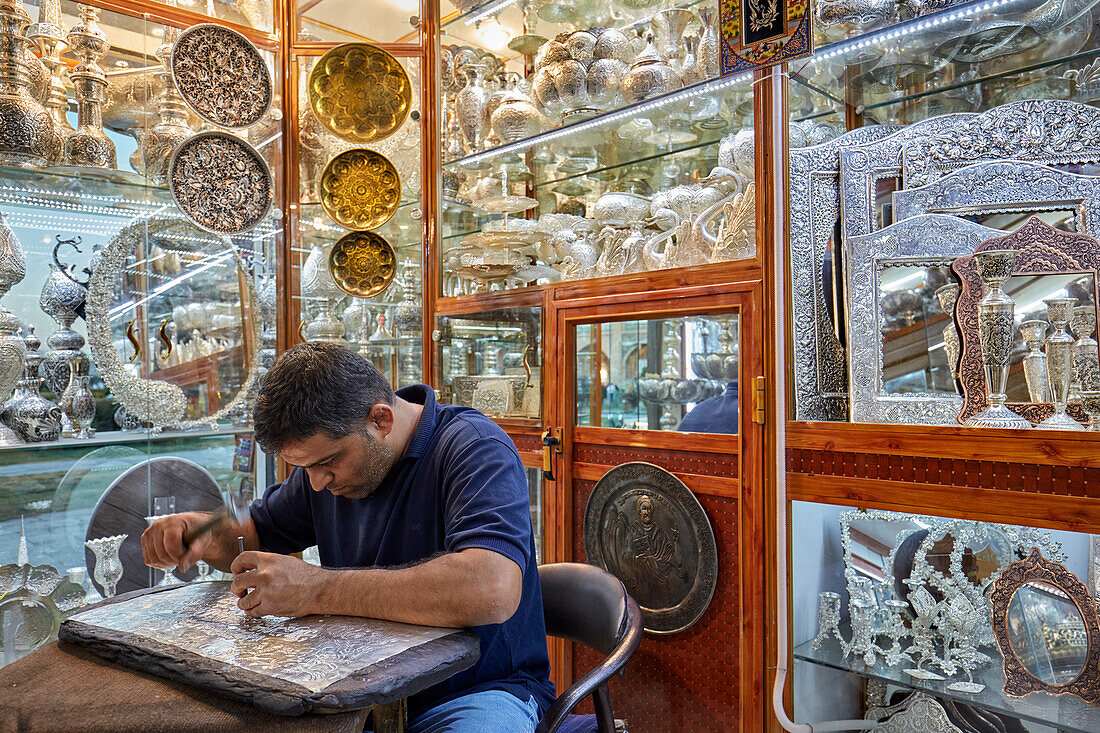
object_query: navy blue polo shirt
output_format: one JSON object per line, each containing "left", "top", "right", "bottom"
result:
{"left": 677, "top": 381, "right": 739, "bottom": 434}
{"left": 249, "top": 385, "right": 555, "bottom": 717}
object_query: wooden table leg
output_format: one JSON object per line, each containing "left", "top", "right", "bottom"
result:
{"left": 371, "top": 698, "right": 408, "bottom": 733}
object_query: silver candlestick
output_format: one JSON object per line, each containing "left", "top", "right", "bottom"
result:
{"left": 966, "top": 250, "right": 1031, "bottom": 428}
{"left": 1020, "top": 320, "right": 1050, "bottom": 403}
{"left": 1038, "top": 297, "right": 1085, "bottom": 430}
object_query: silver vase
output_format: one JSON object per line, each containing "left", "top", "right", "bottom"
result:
{"left": 455, "top": 64, "right": 491, "bottom": 154}
{"left": 139, "top": 24, "right": 193, "bottom": 184}
{"left": 1038, "top": 298, "right": 1085, "bottom": 430}
{"left": 1071, "top": 305, "right": 1099, "bottom": 392}
{"left": 63, "top": 5, "right": 114, "bottom": 168}
{"left": 1020, "top": 319, "right": 1050, "bottom": 403}
{"left": 85, "top": 533, "right": 126, "bottom": 597}
{"left": 0, "top": 212, "right": 25, "bottom": 404}
{"left": 3, "top": 325, "right": 61, "bottom": 442}
{"left": 935, "top": 283, "right": 961, "bottom": 387}
{"left": 39, "top": 262, "right": 88, "bottom": 397}
{"left": 966, "top": 250, "right": 1031, "bottom": 428}
{"left": 26, "top": 0, "right": 71, "bottom": 156}
{"left": 59, "top": 357, "right": 95, "bottom": 438}
{"left": 1081, "top": 390, "right": 1100, "bottom": 431}
{"left": 0, "top": 0, "right": 61, "bottom": 167}
{"left": 695, "top": 6, "right": 720, "bottom": 81}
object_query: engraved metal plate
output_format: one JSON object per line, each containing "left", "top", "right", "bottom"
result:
{"left": 308, "top": 43, "right": 412, "bottom": 144}
{"left": 328, "top": 230, "right": 397, "bottom": 298}
{"left": 320, "top": 149, "right": 401, "bottom": 231}
{"left": 168, "top": 132, "right": 273, "bottom": 235}
{"left": 60, "top": 582, "right": 479, "bottom": 715}
{"left": 583, "top": 462, "right": 717, "bottom": 634}
{"left": 171, "top": 24, "right": 273, "bottom": 129}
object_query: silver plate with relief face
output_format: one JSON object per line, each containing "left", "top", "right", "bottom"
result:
{"left": 583, "top": 462, "right": 717, "bottom": 634}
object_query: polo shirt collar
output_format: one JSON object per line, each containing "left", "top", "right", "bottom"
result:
{"left": 396, "top": 384, "right": 438, "bottom": 460}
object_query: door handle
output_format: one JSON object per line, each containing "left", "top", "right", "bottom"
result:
{"left": 542, "top": 427, "right": 561, "bottom": 481}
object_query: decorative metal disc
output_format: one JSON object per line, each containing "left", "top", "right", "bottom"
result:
{"left": 168, "top": 132, "right": 273, "bottom": 235}
{"left": 319, "top": 149, "right": 401, "bottom": 231}
{"left": 308, "top": 43, "right": 412, "bottom": 144}
{"left": 583, "top": 462, "right": 717, "bottom": 634}
{"left": 171, "top": 23, "right": 273, "bottom": 129}
{"left": 328, "top": 231, "right": 397, "bottom": 298}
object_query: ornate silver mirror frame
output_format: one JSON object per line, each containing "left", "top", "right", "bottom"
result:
{"left": 893, "top": 160, "right": 1100, "bottom": 233}
{"left": 845, "top": 214, "right": 1002, "bottom": 425}
{"left": 789, "top": 125, "right": 900, "bottom": 422}
{"left": 86, "top": 215, "right": 261, "bottom": 430}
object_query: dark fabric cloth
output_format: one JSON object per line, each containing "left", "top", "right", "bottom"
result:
{"left": 676, "top": 382, "right": 739, "bottom": 434}
{"left": 556, "top": 714, "right": 600, "bottom": 733}
{"left": 0, "top": 641, "right": 368, "bottom": 732}
{"left": 250, "top": 385, "right": 555, "bottom": 719}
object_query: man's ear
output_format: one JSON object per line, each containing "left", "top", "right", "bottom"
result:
{"left": 369, "top": 402, "right": 396, "bottom": 436}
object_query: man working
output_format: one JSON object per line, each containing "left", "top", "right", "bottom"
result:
{"left": 142, "top": 342, "right": 555, "bottom": 732}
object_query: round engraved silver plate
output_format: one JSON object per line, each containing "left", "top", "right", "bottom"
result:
{"left": 171, "top": 23, "right": 273, "bottom": 129}
{"left": 583, "top": 461, "right": 717, "bottom": 634}
{"left": 168, "top": 131, "right": 273, "bottom": 235}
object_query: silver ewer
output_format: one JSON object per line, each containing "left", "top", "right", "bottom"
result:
{"left": 0, "top": 0, "right": 61, "bottom": 167}
{"left": 966, "top": 250, "right": 1031, "bottom": 428}
{"left": 1038, "top": 297, "right": 1085, "bottom": 430}
{"left": 39, "top": 262, "right": 88, "bottom": 397}
{"left": 1071, "top": 305, "right": 1099, "bottom": 391}
{"left": 1020, "top": 319, "right": 1050, "bottom": 403}
{"left": 935, "top": 283, "right": 961, "bottom": 388}
{"left": 63, "top": 5, "right": 114, "bottom": 168}
{"left": 2, "top": 325, "right": 61, "bottom": 442}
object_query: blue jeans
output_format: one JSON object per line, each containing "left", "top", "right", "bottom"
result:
{"left": 407, "top": 690, "right": 540, "bottom": 733}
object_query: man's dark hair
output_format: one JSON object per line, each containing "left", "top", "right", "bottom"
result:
{"left": 254, "top": 342, "right": 395, "bottom": 453}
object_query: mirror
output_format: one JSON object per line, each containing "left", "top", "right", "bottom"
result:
{"left": 1007, "top": 581, "right": 1088, "bottom": 686}
{"left": 991, "top": 548, "right": 1100, "bottom": 706}
{"left": 879, "top": 264, "right": 955, "bottom": 395}
{"left": 575, "top": 313, "right": 739, "bottom": 434}
{"left": 87, "top": 215, "right": 261, "bottom": 430}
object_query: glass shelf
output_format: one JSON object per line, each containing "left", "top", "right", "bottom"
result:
{"left": 791, "top": 0, "right": 1100, "bottom": 126}
{"left": 0, "top": 427, "right": 247, "bottom": 453}
{"left": 795, "top": 628, "right": 1100, "bottom": 733}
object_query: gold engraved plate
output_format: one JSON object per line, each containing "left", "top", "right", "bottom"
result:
{"left": 308, "top": 43, "right": 412, "bottom": 144}
{"left": 328, "top": 231, "right": 397, "bottom": 298}
{"left": 319, "top": 149, "right": 401, "bottom": 231}
{"left": 171, "top": 24, "right": 273, "bottom": 129}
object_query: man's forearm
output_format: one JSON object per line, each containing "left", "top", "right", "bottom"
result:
{"left": 308, "top": 549, "right": 520, "bottom": 627}
{"left": 201, "top": 515, "right": 261, "bottom": 572}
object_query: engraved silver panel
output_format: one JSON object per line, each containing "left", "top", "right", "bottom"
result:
{"left": 893, "top": 160, "right": 1100, "bottom": 235}
{"left": 68, "top": 583, "right": 452, "bottom": 692}
{"left": 845, "top": 214, "right": 1002, "bottom": 425}
{"left": 789, "top": 124, "right": 900, "bottom": 422}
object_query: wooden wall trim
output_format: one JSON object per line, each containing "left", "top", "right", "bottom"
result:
{"left": 573, "top": 426, "right": 740, "bottom": 454}
{"left": 788, "top": 421, "right": 1100, "bottom": 468}
{"left": 571, "top": 462, "right": 741, "bottom": 496}
{"left": 786, "top": 473, "right": 1100, "bottom": 533}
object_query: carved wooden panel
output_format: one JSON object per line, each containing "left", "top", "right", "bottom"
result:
{"left": 573, "top": 444, "right": 739, "bottom": 478}
{"left": 570, "top": 479, "right": 742, "bottom": 732}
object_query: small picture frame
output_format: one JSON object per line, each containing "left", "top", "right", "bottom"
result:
{"left": 233, "top": 434, "right": 255, "bottom": 473}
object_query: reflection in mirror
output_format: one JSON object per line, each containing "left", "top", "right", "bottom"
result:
{"left": 879, "top": 265, "right": 955, "bottom": 395}
{"left": 959, "top": 209, "right": 1078, "bottom": 233}
{"left": 575, "top": 313, "right": 739, "bottom": 434}
{"left": 1007, "top": 581, "right": 1088, "bottom": 686}
{"left": 1005, "top": 273, "right": 1096, "bottom": 403}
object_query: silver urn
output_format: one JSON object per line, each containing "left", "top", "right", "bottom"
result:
{"left": 0, "top": 0, "right": 62, "bottom": 167}
{"left": 620, "top": 31, "right": 680, "bottom": 104}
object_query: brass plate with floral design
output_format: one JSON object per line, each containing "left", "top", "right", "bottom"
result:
{"left": 308, "top": 43, "right": 412, "bottom": 144}
{"left": 328, "top": 231, "right": 397, "bottom": 298}
{"left": 169, "top": 132, "right": 273, "bottom": 235}
{"left": 319, "top": 149, "right": 401, "bottom": 231}
{"left": 171, "top": 24, "right": 273, "bottom": 129}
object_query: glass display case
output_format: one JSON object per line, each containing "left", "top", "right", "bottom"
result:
{"left": 0, "top": 0, "right": 281, "bottom": 668}
{"left": 575, "top": 312, "right": 739, "bottom": 432}
{"left": 436, "top": 0, "right": 757, "bottom": 296}
{"left": 434, "top": 305, "right": 541, "bottom": 419}
{"left": 791, "top": 501, "right": 1100, "bottom": 732}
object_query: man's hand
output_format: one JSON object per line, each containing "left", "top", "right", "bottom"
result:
{"left": 142, "top": 511, "right": 214, "bottom": 573}
{"left": 230, "top": 551, "right": 328, "bottom": 618}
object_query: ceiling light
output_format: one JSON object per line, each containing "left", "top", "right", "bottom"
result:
{"left": 478, "top": 20, "right": 511, "bottom": 51}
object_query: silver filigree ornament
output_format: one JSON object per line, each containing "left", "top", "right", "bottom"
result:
{"left": 168, "top": 131, "right": 273, "bottom": 235}
{"left": 170, "top": 24, "right": 272, "bottom": 129}
{"left": 0, "top": 0, "right": 61, "bottom": 167}
{"left": 86, "top": 215, "right": 262, "bottom": 431}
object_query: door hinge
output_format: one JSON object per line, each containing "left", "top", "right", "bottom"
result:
{"left": 542, "top": 427, "right": 561, "bottom": 481}
{"left": 752, "top": 376, "right": 766, "bottom": 425}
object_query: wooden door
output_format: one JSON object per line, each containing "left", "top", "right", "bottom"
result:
{"left": 545, "top": 279, "right": 766, "bottom": 733}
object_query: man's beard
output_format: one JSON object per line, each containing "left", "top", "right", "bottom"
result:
{"left": 336, "top": 435, "right": 397, "bottom": 499}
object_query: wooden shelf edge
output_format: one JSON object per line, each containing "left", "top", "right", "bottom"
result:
{"left": 786, "top": 420, "right": 1100, "bottom": 468}
{"left": 787, "top": 473, "right": 1100, "bottom": 534}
